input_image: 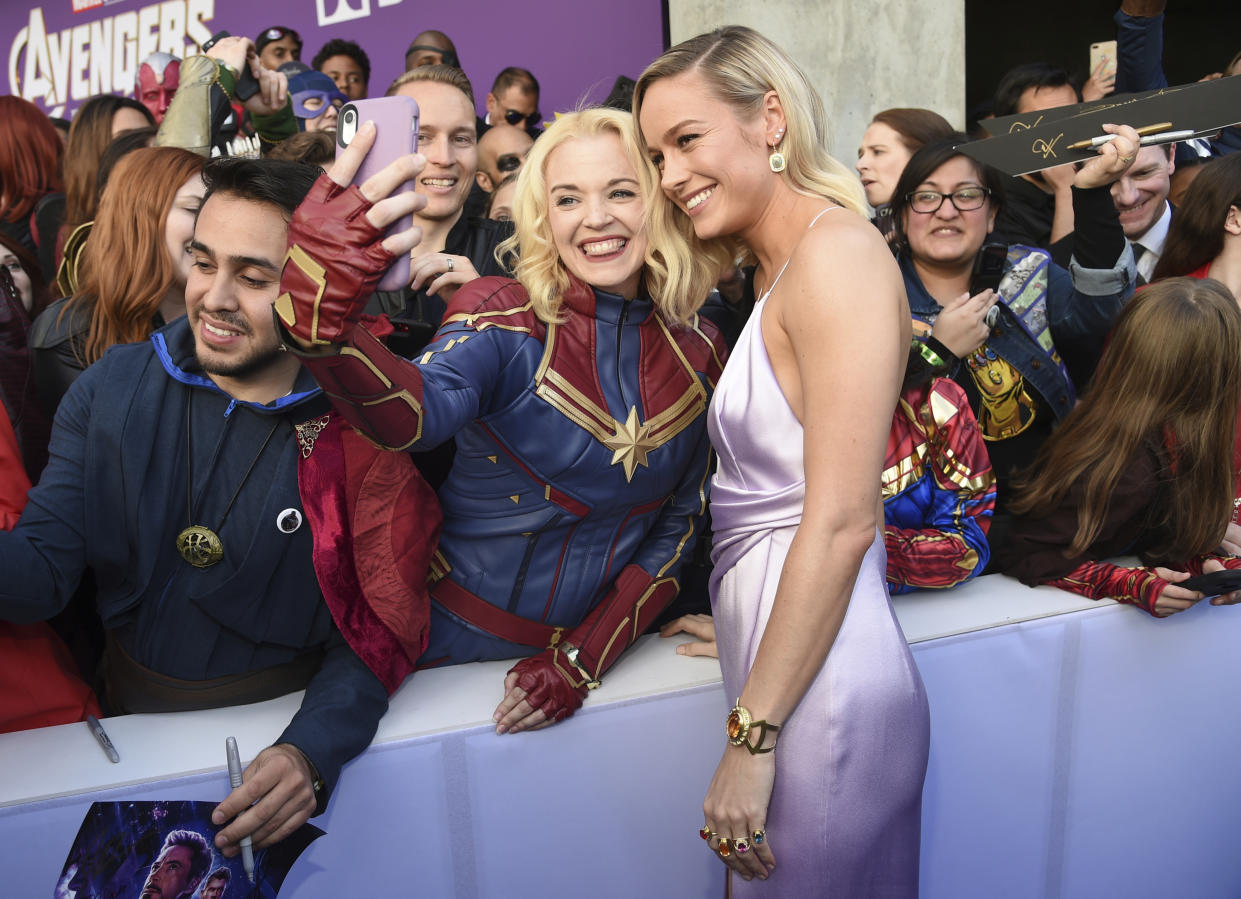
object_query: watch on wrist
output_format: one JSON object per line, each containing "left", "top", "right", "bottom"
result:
{"left": 725, "top": 701, "right": 780, "bottom": 754}
{"left": 561, "top": 641, "right": 601, "bottom": 690}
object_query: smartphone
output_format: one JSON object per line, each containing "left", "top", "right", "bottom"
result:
{"left": 201, "top": 30, "right": 260, "bottom": 101}
{"left": 1176, "top": 569, "right": 1241, "bottom": 596}
{"left": 970, "top": 242, "right": 1008, "bottom": 297}
{"left": 336, "top": 96, "right": 420, "bottom": 292}
{"left": 1090, "top": 40, "right": 1117, "bottom": 82}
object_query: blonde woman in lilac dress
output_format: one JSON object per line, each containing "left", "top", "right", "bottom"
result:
{"left": 636, "top": 27, "right": 930, "bottom": 896}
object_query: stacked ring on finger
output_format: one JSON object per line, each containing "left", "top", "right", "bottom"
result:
{"left": 734, "top": 837, "right": 750, "bottom": 854}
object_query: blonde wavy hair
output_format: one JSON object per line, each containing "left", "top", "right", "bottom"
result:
{"left": 497, "top": 107, "right": 732, "bottom": 325}
{"left": 632, "top": 24, "right": 868, "bottom": 254}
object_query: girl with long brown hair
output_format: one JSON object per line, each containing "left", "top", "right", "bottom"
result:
{"left": 999, "top": 277, "right": 1241, "bottom": 616}
{"left": 60, "top": 96, "right": 154, "bottom": 244}
{"left": 29, "top": 146, "right": 205, "bottom": 413}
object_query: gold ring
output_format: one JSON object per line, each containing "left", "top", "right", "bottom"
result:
{"left": 718, "top": 837, "right": 733, "bottom": 858}
{"left": 752, "top": 828, "right": 766, "bottom": 845}
{"left": 735, "top": 837, "right": 750, "bottom": 854}
{"left": 699, "top": 826, "right": 714, "bottom": 841}
{"left": 1119, "top": 154, "right": 1134, "bottom": 164}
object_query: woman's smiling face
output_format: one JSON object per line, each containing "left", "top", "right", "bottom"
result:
{"left": 902, "top": 156, "right": 997, "bottom": 270}
{"left": 546, "top": 131, "right": 649, "bottom": 298}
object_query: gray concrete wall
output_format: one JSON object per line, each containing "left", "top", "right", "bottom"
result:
{"left": 667, "top": 1, "right": 965, "bottom": 178}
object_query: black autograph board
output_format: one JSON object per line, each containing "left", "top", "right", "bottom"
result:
{"left": 963, "top": 76, "right": 1241, "bottom": 175}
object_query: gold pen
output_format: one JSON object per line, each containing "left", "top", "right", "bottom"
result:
{"left": 1066, "top": 121, "right": 1174, "bottom": 150}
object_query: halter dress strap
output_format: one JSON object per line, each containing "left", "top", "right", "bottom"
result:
{"left": 758, "top": 205, "right": 841, "bottom": 302}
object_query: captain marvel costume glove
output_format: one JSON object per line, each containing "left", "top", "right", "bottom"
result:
{"left": 506, "top": 651, "right": 590, "bottom": 724}
{"left": 505, "top": 565, "right": 680, "bottom": 723}
{"left": 274, "top": 173, "right": 396, "bottom": 347}
{"left": 1046, "top": 560, "right": 1169, "bottom": 616}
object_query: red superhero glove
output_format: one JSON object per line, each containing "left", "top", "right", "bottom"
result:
{"left": 505, "top": 650, "right": 590, "bottom": 725}
{"left": 273, "top": 173, "right": 396, "bottom": 347}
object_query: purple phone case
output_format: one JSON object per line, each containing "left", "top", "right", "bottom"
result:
{"left": 336, "top": 96, "right": 419, "bottom": 292}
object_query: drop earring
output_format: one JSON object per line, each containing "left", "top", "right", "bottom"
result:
{"left": 769, "top": 127, "right": 787, "bottom": 173}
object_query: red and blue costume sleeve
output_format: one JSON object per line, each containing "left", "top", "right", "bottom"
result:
{"left": 1048, "top": 553, "right": 1241, "bottom": 618}
{"left": 883, "top": 379, "right": 995, "bottom": 593}
{"left": 1045, "top": 562, "right": 1170, "bottom": 615}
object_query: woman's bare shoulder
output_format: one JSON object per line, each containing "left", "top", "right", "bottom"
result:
{"left": 802, "top": 205, "right": 893, "bottom": 262}
{"left": 777, "top": 208, "right": 903, "bottom": 314}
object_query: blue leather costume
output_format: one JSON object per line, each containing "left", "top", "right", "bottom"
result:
{"left": 300, "top": 275, "right": 726, "bottom": 685}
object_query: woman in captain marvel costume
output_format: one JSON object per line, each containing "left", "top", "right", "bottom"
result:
{"left": 276, "top": 107, "right": 733, "bottom": 732}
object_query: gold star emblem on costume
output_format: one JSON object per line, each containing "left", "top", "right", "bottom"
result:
{"left": 604, "top": 407, "right": 659, "bottom": 482}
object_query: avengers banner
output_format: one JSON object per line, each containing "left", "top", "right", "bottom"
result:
{"left": 3, "top": 0, "right": 665, "bottom": 120}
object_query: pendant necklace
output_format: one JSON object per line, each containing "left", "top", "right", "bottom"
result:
{"left": 176, "top": 392, "right": 283, "bottom": 568}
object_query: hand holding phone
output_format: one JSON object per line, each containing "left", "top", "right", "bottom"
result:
{"left": 970, "top": 242, "right": 1008, "bottom": 297}
{"left": 1089, "top": 41, "right": 1117, "bottom": 83}
{"left": 930, "top": 288, "right": 994, "bottom": 358}
{"left": 277, "top": 123, "right": 425, "bottom": 350}
{"left": 336, "top": 97, "right": 421, "bottom": 291}
{"left": 1085, "top": 41, "right": 1118, "bottom": 102}
{"left": 1177, "top": 568, "right": 1241, "bottom": 596}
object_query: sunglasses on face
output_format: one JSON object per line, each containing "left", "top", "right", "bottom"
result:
{"left": 503, "top": 108, "right": 540, "bottom": 128}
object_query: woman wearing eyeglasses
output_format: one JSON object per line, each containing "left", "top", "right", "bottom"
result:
{"left": 893, "top": 131, "right": 1138, "bottom": 533}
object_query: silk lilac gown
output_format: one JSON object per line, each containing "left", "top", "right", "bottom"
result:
{"left": 707, "top": 272, "right": 930, "bottom": 896}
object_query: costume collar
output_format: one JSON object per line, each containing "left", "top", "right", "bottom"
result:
{"left": 150, "top": 317, "right": 321, "bottom": 416}
{"left": 559, "top": 274, "right": 655, "bottom": 325}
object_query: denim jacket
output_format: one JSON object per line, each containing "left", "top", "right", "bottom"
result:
{"left": 900, "top": 242, "right": 1135, "bottom": 419}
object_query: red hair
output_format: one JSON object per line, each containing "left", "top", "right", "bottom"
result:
{"left": 68, "top": 146, "right": 204, "bottom": 364}
{"left": 0, "top": 96, "right": 63, "bottom": 223}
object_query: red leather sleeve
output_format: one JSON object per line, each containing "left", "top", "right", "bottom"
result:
{"left": 273, "top": 173, "right": 395, "bottom": 347}
{"left": 288, "top": 323, "right": 429, "bottom": 452}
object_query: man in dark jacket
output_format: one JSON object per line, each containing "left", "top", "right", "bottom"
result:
{"left": 0, "top": 157, "right": 436, "bottom": 858}
{"left": 379, "top": 65, "right": 513, "bottom": 356}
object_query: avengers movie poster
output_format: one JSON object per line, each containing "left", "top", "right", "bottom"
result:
{"left": 54, "top": 801, "right": 321, "bottom": 898}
